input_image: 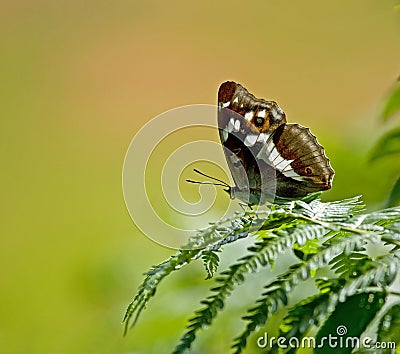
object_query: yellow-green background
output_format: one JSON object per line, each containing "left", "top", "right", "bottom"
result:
{"left": 1, "top": 1, "right": 400, "bottom": 353}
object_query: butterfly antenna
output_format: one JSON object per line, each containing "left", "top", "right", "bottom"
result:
{"left": 186, "top": 169, "right": 231, "bottom": 190}
{"left": 185, "top": 180, "right": 228, "bottom": 188}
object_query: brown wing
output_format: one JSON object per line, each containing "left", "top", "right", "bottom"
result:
{"left": 217, "top": 81, "right": 334, "bottom": 201}
{"left": 257, "top": 123, "right": 335, "bottom": 197}
{"left": 218, "top": 81, "right": 286, "bottom": 135}
{"left": 217, "top": 81, "right": 285, "bottom": 203}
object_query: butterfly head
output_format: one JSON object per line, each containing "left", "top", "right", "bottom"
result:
{"left": 227, "top": 186, "right": 268, "bottom": 206}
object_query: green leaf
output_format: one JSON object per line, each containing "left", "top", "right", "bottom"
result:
{"left": 232, "top": 236, "right": 371, "bottom": 354}
{"left": 123, "top": 196, "right": 400, "bottom": 354}
{"left": 329, "top": 251, "right": 369, "bottom": 279}
{"left": 274, "top": 290, "right": 335, "bottom": 351}
{"left": 315, "top": 292, "right": 386, "bottom": 354}
{"left": 382, "top": 84, "right": 400, "bottom": 120}
{"left": 202, "top": 250, "right": 220, "bottom": 279}
{"left": 377, "top": 303, "right": 400, "bottom": 344}
{"left": 173, "top": 229, "right": 307, "bottom": 354}
{"left": 369, "top": 128, "right": 400, "bottom": 162}
{"left": 293, "top": 238, "right": 321, "bottom": 261}
{"left": 388, "top": 176, "right": 400, "bottom": 207}
{"left": 123, "top": 213, "right": 254, "bottom": 333}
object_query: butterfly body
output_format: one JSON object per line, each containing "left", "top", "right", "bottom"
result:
{"left": 218, "top": 81, "right": 334, "bottom": 204}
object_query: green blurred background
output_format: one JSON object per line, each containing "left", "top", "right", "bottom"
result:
{"left": 1, "top": 1, "right": 400, "bottom": 353}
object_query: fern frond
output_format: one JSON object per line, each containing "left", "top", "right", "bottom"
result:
{"left": 202, "top": 250, "right": 220, "bottom": 279}
{"left": 289, "top": 196, "right": 365, "bottom": 222}
{"left": 123, "top": 213, "right": 254, "bottom": 332}
{"left": 173, "top": 223, "right": 331, "bottom": 353}
{"left": 271, "top": 290, "right": 335, "bottom": 353}
{"left": 231, "top": 234, "right": 369, "bottom": 353}
{"left": 295, "top": 254, "right": 397, "bottom": 352}
{"left": 272, "top": 253, "right": 399, "bottom": 353}
{"left": 329, "top": 250, "right": 369, "bottom": 278}
{"left": 363, "top": 206, "right": 400, "bottom": 226}
{"left": 266, "top": 257, "right": 397, "bottom": 353}
{"left": 334, "top": 253, "right": 399, "bottom": 302}
{"left": 377, "top": 303, "right": 400, "bottom": 344}
{"left": 172, "top": 235, "right": 294, "bottom": 353}
{"left": 124, "top": 196, "right": 400, "bottom": 354}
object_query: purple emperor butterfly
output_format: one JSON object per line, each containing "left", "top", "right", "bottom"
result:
{"left": 217, "top": 81, "right": 334, "bottom": 205}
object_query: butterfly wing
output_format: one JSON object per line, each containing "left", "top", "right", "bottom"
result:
{"left": 257, "top": 123, "right": 335, "bottom": 197}
{"left": 217, "top": 81, "right": 334, "bottom": 202}
{"left": 217, "top": 81, "right": 286, "bottom": 204}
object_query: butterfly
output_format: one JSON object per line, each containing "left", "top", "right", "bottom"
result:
{"left": 216, "top": 81, "right": 334, "bottom": 205}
